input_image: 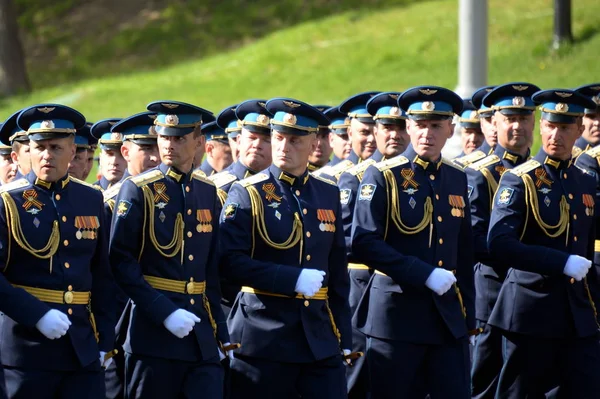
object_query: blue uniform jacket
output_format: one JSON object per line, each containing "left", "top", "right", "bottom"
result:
{"left": 109, "top": 163, "right": 229, "bottom": 362}
{"left": 0, "top": 172, "right": 115, "bottom": 370}
{"left": 219, "top": 164, "right": 352, "bottom": 362}
{"left": 488, "top": 149, "right": 600, "bottom": 338}
{"left": 352, "top": 147, "right": 476, "bottom": 344}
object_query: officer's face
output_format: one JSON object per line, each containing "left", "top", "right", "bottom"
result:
{"left": 238, "top": 129, "right": 272, "bottom": 171}
{"left": 581, "top": 113, "right": 600, "bottom": 145}
{"left": 0, "top": 154, "right": 16, "bottom": 185}
{"left": 374, "top": 122, "right": 409, "bottom": 158}
{"left": 11, "top": 142, "right": 31, "bottom": 175}
{"left": 82, "top": 149, "right": 94, "bottom": 181}
{"left": 329, "top": 132, "right": 351, "bottom": 160}
{"left": 272, "top": 130, "right": 316, "bottom": 176}
{"left": 192, "top": 135, "right": 207, "bottom": 168}
{"left": 540, "top": 118, "right": 584, "bottom": 160}
{"left": 228, "top": 136, "right": 239, "bottom": 162}
{"left": 158, "top": 132, "right": 200, "bottom": 173}
{"left": 67, "top": 148, "right": 88, "bottom": 180}
{"left": 308, "top": 131, "right": 333, "bottom": 167}
{"left": 480, "top": 116, "right": 497, "bottom": 146}
{"left": 494, "top": 112, "right": 534, "bottom": 154}
{"left": 348, "top": 119, "right": 376, "bottom": 160}
{"left": 31, "top": 137, "right": 76, "bottom": 182}
{"left": 206, "top": 141, "right": 233, "bottom": 172}
{"left": 121, "top": 141, "right": 159, "bottom": 176}
{"left": 460, "top": 128, "right": 485, "bottom": 154}
{"left": 99, "top": 148, "right": 126, "bottom": 183}
{"left": 407, "top": 118, "right": 453, "bottom": 161}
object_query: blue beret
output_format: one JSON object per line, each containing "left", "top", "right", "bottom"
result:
{"left": 235, "top": 99, "right": 272, "bottom": 135}
{"left": 482, "top": 82, "right": 540, "bottom": 115}
{"left": 532, "top": 89, "right": 595, "bottom": 124}
{"left": 91, "top": 118, "right": 123, "bottom": 150}
{"left": 110, "top": 112, "right": 157, "bottom": 145}
{"left": 324, "top": 107, "right": 349, "bottom": 135}
{"left": 202, "top": 121, "right": 229, "bottom": 144}
{"left": 458, "top": 99, "right": 481, "bottom": 129}
{"left": 398, "top": 86, "right": 462, "bottom": 120}
{"left": 471, "top": 86, "right": 496, "bottom": 117}
{"left": 339, "top": 92, "right": 380, "bottom": 123}
{"left": 574, "top": 83, "right": 600, "bottom": 114}
{"left": 147, "top": 101, "right": 214, "bottom": 137}
{"left": 366, "top": 92, "right": 406, "bottom": 125}
{"left": 18, "top": 104, "right": 85, "bottom": 141}
{"left": 266, "top": 98, "right": 328, "bottom": 136}
{"left": 0, "top": 110, "right": 28, "bottom": 144}
{"left": 216, "top": 104, "right": 241, "bottom": 139}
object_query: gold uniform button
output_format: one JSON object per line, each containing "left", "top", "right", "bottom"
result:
{"left": 429, "top": 175, "right": 435, "bottom": 181}
{"left": 187, "top": 209, "right": 192, "bottom": 215}
{"left": 304, "top": 300, "right": 309, "bottom": 307}
{"left": 61, "top": 216, "right": 67, "bottom": 222}
{"left": 64, "top": 262, "right": 70, "bottom": 269}
{"left": 185, "top": 186, "right": 190, "bottom": 193}
{"left": 303, "top": 209, "right": 307, "bottom": 215}
{"left": 439, "top": 238, "right": 444, "bottom": 245}
{"left": 187, "top": 231, "right": 193, "bottom": 238}
{"left": 190, "top": 299, "right": 195, "bottom": 305}
{"left": 573, "top": 214, "right": 578, "bottom": 220}
{"left": 67, "top": 285, "right": 73, "bottom": 291}
{"left": 574, "top": 236, "right": 578, "bottom": 242}
{"left": 188, "top": 255, "right": 194, "bottom": 261}
{"left": 563, "top": 173, "right": 568, "bottom": 179}
{"left": 67, "top": 308, "right": 73, "bottom": 315}
{"left": 295, "top": 190, "right": 301, "bottom": 196}
{"left": 438, "top": 260, "right": 443, "bottom": 267}
{"left": 306, "top": 232, "right": 311, "bottom": 238}
{"left": 306, "top": 255, "right": 311, "bottom": 261}
{"left": 63, "top": 240, "right": 69, "bottom": 246}
{"left": 568, "top": 193, "right": 574, "bottom": 200}
{"left": 435, "top": 194, "right": 440, "bottom": 200}
{"left": 437, "top": 216, "right": 443, "bottom": 222}
{"left": 55, "top": 194, "right": 61, "bottom": 201}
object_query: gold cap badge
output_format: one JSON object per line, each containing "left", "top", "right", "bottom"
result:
{"left": 165, "top": 114, "right": 179, "bottom": 126}
{"left": 512, "top": 96, "right": 525, "bottom": 107}
{"left": 555, "top": 103, "right": 569, "bottom": 113}
{"left": 283, "top": 113, "right": 297, "bottom": 125}
{"left": 421, "top": 101, "right": 435, "bottom": 111}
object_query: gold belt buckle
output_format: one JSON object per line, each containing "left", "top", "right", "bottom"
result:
{"left": 64, "top": 291, "right": 74, "bottom": 304}
{"left": 186, "top": 281, "right": 195, "bottom": 294}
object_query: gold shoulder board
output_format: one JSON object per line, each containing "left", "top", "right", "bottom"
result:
{"left": 70, "top": 177, "right": 103, "bottom": 191}
{"left": 208, "top": 172, "right": 237, "bottom": 188}
{"left": 131, "top": 170, "right": 163, "bottom": 187}
{"left": 375, "top": 155, "right": 409, "bottom": 171}
{"left": 192, "top": 170, "right": 214, "bottom": 186}
{"left": 572, "top": 146, "right": 583, "bottom": 159}
{"left": 311, "top": 166, "right": 332, "bottom": 177}
{"left": 453, "top": 150, "right": 486, "bottom": 168}
{"left": 331, "top": 160, "right": 355, "bottom": 178}
{"left": 584, "top": 145, "right": 600, "bottom": 159}
{"left": 0, "top": 178, "right": 29, "bottom": 193}
{"left": 239, "top": 173, "right": 269, "bottom": 188}
{"left": 468, "top": 154, "right": 501, "bottom": 171}
{"left": 346, "top": 159, "right": 376, "bottom": 176}
{"left": 442, "top": 158, "right": 466, "bottom": 171}
{"left": 103, "top": 182, "right": 123, "bottom": 202}
{"left": 311, "top": 174, "right": 336, "bottom": 186}
{"left": 509, "top": 160, "right": 541, "bottom": 177}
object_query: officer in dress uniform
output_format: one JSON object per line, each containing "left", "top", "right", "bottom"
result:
{"left": 0, "top": 132, "right": 15, "bottom": 185}
{"left": 0, "top": 110, "right": 30, "bottom": 180}
{"left": 199, "top": 121, "right": 233, "bottom": 176}
{"left": 465, "top": 82, "right": 539, "bottom": 399}
{"left": 352, "top": 86, "right": 476, "bottom": 399}
{"left": 311, "top": 106, "right": 352, "bottom": 178}
{"left": 456, "top": 99, "right": 485, "bottom": 157}
{"left": 101, "top": 111, "right": 159, "bottom": 399}
{"left": 67, "top": 122, "right": 93, "bottom": 181}
{"left": 91, "top": 119, "right": 125, "bottom": 190}
{"left": 220, "top": 98, "right": 352, "bottom": 398}
{"left": 338, "top": 91, "right": 409, "bottom": 399}
{"left": 472, "top": 86, "right": 498, "bottom": 156}
{"left": 307, "top": 118, "right": 333, "bottom": 172}
{"left": 109, "top": 100, "right": 232, "bottom": 399}
{"left": 487, "top": 89, "right": 600, "bottom": 398}
{"left": 0, "top": 104, "right": 116, "bottom": 398}
{"left": 574, "top": 84, "right": 600, "bottom": 269}
{"left": 572, "top": 83, "right": 600, "bottom": 156}
{"left": 217, "top": 104, "right": 241, "bottom": 163}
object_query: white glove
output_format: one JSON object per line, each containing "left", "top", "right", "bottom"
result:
{"left": 163, "top": 309, "right": 201, "bottom": 338}
{"left": 342, "top": 348, "right": 352, "bottom": 365}
{"left": 99, "top": 351, "right": 113, "bottom": 369}
{"left": 425, "top": 268, "right": 456, "bottom": 296}
{"left": 469, "top": 335, "right": 476, "bottom": 346}
{"left": 219, "top": 342, "right": 235, "bottom": 361}
{"left": 35, "top": 309, "right": 71, "bottom": 339}
{"left": 295, "top": 269, "right": 326, "bottom": 297}
{"left": 563, "top": 255, "right": 591, "bottom": 282}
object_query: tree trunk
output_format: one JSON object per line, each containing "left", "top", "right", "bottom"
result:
{"left": 0, "top": 0, "right": 30, "bottom": 96}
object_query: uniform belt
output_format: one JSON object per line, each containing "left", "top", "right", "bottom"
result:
{"left": 595, "top": 240, "right": 600, "bottom": 253}
{"left": 144, "top": 275, "right": 206, "bottom": 294}
{"left": 348, "top": 263, "right": 371, "bottom": 270}
{"left": 241, "top": 286, "right": 329, "bottom": 300}
{"left": 14, "top": 285, "right": 91, "bottom": 305}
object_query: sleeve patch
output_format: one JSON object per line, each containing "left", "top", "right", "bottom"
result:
{"left": 116, "top": 200, "right": 132, "bottom": 218}
{"left": 358, "top": 184, "right": 376, "bottom": 201}
{"left": 496, "top": 187, "right": 514, "bottom": 206}
{"left": 223, "top": 203, "right": 239, "bottom": 221}
{"left": 340, "top": 189, "right": 351, "bottom": 205}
